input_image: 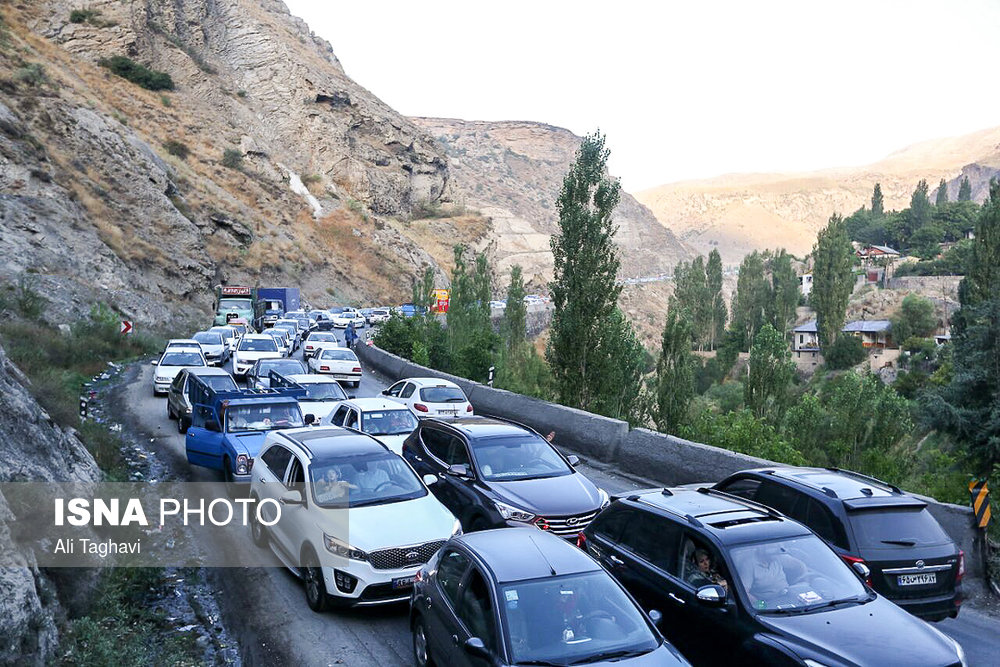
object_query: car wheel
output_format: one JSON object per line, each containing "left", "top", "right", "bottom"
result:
{"left": 167, "top": 402, "right": 176, "bottom": 420}
{"left": 412, "top": 614, "right": 435, "bottom": 667}
{"left": 223, "top": 458, "right": 241, "bottom": 498}
{"left": 249, "top": 497, "right": 268, "bottom": 548}
{"left": 303, "top": 552, "right": 330, "bottom": 613}
{"left": 177, "top": 416, "right": 189, "bottom": 434}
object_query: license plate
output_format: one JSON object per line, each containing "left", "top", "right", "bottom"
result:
{"left": 439, "top": 410, "right": 457, "bottom": 416}
{"left": 392, "top": 576, "right": 416, "bottom": 589}
{"left": 898, "top": 573, "right": 936, "bottom": 586}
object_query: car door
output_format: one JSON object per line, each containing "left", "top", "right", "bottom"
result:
{"left": 611, "top": 511, "right": 684, "bottom": 627}
{"left": 329, "top": 405, "right": 351, "bottom": 427}
{"left": 168, "top": 371, "right": 186, "bottom": 417}
{"left": 277, "top": 454, "right": 313, "bottom": 567}
{"left": 426, "top": 548, "right": 472, "bottom": 660}
{"left": 384, "top": 381, "right": 406, "bottom": 399}
{"left": 185, "top": 404, "right": 225, "bottom": 469}
{"left": 399, "top": 382, "right": 416, "bottom": 408}
{"left": 342, "top": 408, "right": 361, "bottom": 432}
{"left": 417, "top": 427, "right": 477, "bottom": 522}
{"left": 254, "top": 444, "right": 294, "bottom": 556}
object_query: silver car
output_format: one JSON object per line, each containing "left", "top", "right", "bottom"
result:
{"left": 192, "top": 330, "right": 229, "bottom": 366}
{"left": 166, "top": 367, "right": 238, "bottom": 432}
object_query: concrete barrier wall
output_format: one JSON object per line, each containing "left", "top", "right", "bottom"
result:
{"left": 355, "top": 341, "right": 984, "bottom": 581}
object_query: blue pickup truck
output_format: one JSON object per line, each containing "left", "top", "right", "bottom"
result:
{"left": 184, "top": 373, "right": 308, "bottom": 487}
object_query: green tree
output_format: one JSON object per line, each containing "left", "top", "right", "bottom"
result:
{"left": 908, "top": 179, "right": 932, "bottom": 236}
{"left": 811, "top": 214, "right": 854, "bottom": 347}
{"left": 730, "top": 250, "right": 770, "bottom": 351}
{"left": 669, "top": 256, "right": 711, "bottom": 349}
{"left": 891, "top": 294, "right": 937, "bottom": 343}
{"left": 871, "top": 183, "right": 884, "bottom": 217}
{"left": 768, "top": 249, "right": 799, "bottom": 334}
{"left": 589, "top": 309, "right": 649, "bottom": 425}
{"left": 411, "top": 266, "right": 435, "bottom": 313}
{"left": 447, "top": 246, "right": 497, "bottom": 380}
{"left": 909, "top": 223, "right": 943, "bottom": 259}
{"left": 547, "top": 131, "right": 627, "bottom": 413}
{"left": 744, "top": 324, "right": 795, "bottom": 423}
{"left": 654, "top": 312, "right": 695, "bottom": 433}
{"left": 824, "top": 334, "right": 866, "bottom": 370}
{"left": 958, "top": 176, "right": 972, "bottom": 202}
{"left": 706, "top": 249, "right": 727, "bottom": 349}
{"left": 935, "top": 178, "right": 949, "bottom": 206}
{"left": 500, "top": 265, "right": 527, "bottom": 352}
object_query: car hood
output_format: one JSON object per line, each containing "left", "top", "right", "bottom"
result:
{"left": 488, "top": 473, "right": 601, "bottom": 516}
{"left": 229, "top": 431, "right": 268, "bottom": 457}
{"left": 371, "top": 434, "right": 408, "bottom": 455}
{"left": 318, "top": 493, "right": 457, "bottom": 552}
{"left": 757, "top": 597, "right": 959, "bottom": 666}
{"left": 298, "top": 400, "right": 340, "bottom": 420}
{"left": 236, "top": 351, "right": 281, "bottom": 362}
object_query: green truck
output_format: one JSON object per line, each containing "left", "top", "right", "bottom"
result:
{"left": 213, "top": 285, "right": 265, "bottom": 330}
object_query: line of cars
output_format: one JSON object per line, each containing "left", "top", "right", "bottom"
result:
{"left": 149, "top": 328, "right": 969, "bottom": 665}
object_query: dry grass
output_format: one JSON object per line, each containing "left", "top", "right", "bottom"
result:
{"left": 391, "top": 212, "right": 491, "bottom": 273}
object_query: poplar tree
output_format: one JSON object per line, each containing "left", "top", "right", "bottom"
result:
{"left": 871, "top": 183, "right": 884, "bottom": 217}
{"left": 745, "top": 323, "right": 795, "bottom": 423}
{"left": 654, "top": 312, "right": 695, "bottom": 433}
{"left": 730, "top": 250, "right": 770, "bottom": 351}
{"left": 769, "top": 249, "right": 799, "bottom": 334}
{"left": 500, "top": 265, "right": 527, "bottom": 352}
{"left": 909, "top": 179, "right": 932, "bottom": 235}
{"left": 936, "top": 178, "right": 949, "bottom": 205}
{"left": 958, "top": 176, "right": 972, "bottom": 202}
{"left": 706, "top": 249, "right": 727, "bottom": 349}
{"left": 812, "top": 214, "right": 854, "bottom": 347}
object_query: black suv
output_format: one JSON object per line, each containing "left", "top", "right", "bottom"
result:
{"left": 712, "top": 467, "right": 963, "bottom": 621}
{"left": 579, "top": 487, "right": 966, "bottom": 667}
{"left": 402, "top": 417, "right": 609, "bottom": 536}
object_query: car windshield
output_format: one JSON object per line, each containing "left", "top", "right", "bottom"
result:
{"left": 160, "top": 352, "right": 204, "bottom": 367}
{"left": 308, "top": 333, "right": 337, "bottom": 343}
{"left": 210, "top": 327, "right": 234, "bottom": 340}
{"left": 198, "top": 375, "right": 238, "bottom": 391}
{"left": 361, "top": 410, "right": 418, "bottom": 436}
{"left": 193, "top": 332, "right": 222, "bottom": 346}
{"left": 373, "top": 309, "right": 389, "bottom": 315}
{"left": 301, "top": 382, "right": 349, "bottom": 401}
{"left": 419, "top": 386, "right": 467, "bottom": 403}
{"left": 226, "top": 403, "right": 303, "bottom": 432}
{"left": 232, "top": 324, "right": 248, "bottom": 336}
{"left": 259, "top": 359, "right": 305, "bottom": 373}
{"left": 849, "top": 506, "right": 951, "bottom": 549}
{"left": 471, "top": 436, "right": 571, "bottom": 482}
{"left": 500, "top": 571, "right": 659, "bottom": 666}
{"left": 219, "top": 298, "right": 251, "bottom": 310}
{"left": 321, "top": 349, "right": 358, "bottom": 361}
{"left": 238, "top": 338, "right": 278, "bottom": 352}
{"left": 731, "top": 535, "right": 868, "bottom": 614}
{"left": 310, "top": 454, "right": 426, "bottom": 508}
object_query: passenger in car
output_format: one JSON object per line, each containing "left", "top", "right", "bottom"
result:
{"left": 314, "top": 467, "right": 358, "bottom": 503}
{"left": 687, "top": 548, "right": 729, "bottom": 592}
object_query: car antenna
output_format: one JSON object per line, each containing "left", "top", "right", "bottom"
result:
{"left": 528, "top": 534, "right": 557, "bottom": 576}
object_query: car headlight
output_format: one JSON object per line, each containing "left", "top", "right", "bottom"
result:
{"left": 324, "top": 534, "right": 367, "bottom": 561}
{"left": 495, "top": 500, "right": 535, "bottom": 522}
{"left": 451, "top": 518, "right": 463, "bottom": 537}
{"left": 598, "top": 488, "right": 610, "bottom": 509}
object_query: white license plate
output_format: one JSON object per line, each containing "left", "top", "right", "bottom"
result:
{"left": 898, "top": 573, "right": 936, "bottom": 586}
{"left": 439, "top": 409, "right": 457, "bottom": 416}
{"left": 392, "top": 576, "right": 416, "bottom": 589}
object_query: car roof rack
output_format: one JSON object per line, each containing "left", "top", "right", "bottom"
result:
{"left": 477, "top": 413, "right": 546, "bottom": 439}
{"left": 824, "top": 467, "right": 901, "bottom": 494}
{"left": 697, "top": 487, "right": 784, "bottom": 519}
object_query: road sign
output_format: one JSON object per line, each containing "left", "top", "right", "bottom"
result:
{"left": 120, "top": 320, "right": 133, "bottom": 335}
{"left": 970, "top": 480, "right": 991, "bottom": 529}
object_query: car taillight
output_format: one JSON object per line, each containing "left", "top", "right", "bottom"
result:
{"left": 414, "top": 403, "right": 429, "bottom": 413}
{"left": 352, "top": 367, "right": 361, "bottom": 373}
{"left": 320, "top": 366, "right": 329, "bottom": 371}
{"left": 840, "top": 553, "right": 872, "bottom": 586}
{"left": 466, "top": 404, "right": 473, "bottom": 412}
{"left": 956, "top": 550, "right": 965, "bottom": 584}
{"left": 576, "top": 532, "right": 587, "bottom": 548}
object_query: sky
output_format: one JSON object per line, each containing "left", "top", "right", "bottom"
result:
{"left": 283, "top": 0, "right": 1000, "bottom": 191}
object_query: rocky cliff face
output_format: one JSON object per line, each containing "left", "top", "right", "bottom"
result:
{"left": 410, "top": 118, "right": 691, "bottom": 287}
{"left": 1, "top": 0, "right": 455, "bottom": 325}
{"left": 0, "top": 343, "right": 102, "bottom": 664}
{"left": 637, "top": 124, "right": 1000, "bottom": 265}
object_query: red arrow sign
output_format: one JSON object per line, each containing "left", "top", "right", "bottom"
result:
{"left": 120, "top": 320, "right": 133, "bottom": 335}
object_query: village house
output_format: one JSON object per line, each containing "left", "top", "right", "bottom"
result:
{"left": 842, "top": 319, "right": 893, "bottom": 348}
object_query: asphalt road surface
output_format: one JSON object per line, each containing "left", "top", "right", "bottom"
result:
{"left": 123, "top": 326, "right": 999, "bottom": 666}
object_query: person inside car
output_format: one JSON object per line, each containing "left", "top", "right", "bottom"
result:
{"left": 314, "top": 467, "right": 358, "bottom": 503}
{"left": 688, "top": 548, "right": 729, "bottom": 592}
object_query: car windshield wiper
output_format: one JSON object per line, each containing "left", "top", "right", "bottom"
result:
{"left": 758, "top": 606, "right": 809, "bottom": 615}
{"left": 568, "top": 648, "right": 651, "bottom": 664}
{"left": 517, "top": 661, "right": 569, "bottom": 667}
{"left": 881, "top": 539, "right": 917, "bottom": 546}
{"left": 803, "top": 595, "right": 871, "bottom": 613}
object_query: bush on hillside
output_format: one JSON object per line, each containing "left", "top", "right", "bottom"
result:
{"left": 98, "top": 56, "right": 174, "bottom": 91}
{"left": 221, "top": 149, "right": 243, "bottom": 170}
{"left": 824, "top": 335, "right": 867, "bottom": 370}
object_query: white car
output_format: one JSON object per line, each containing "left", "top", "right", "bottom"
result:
{"left": 209, "top": 325, "right": 239, "bottom": 353}
{"left": 249, "top": 427, "right": 461, "bottom": 609}
{"left": 308, "top": 348, "right": 362, "bottom": 387}
{"left": 164, "top": 338, "right": 203, "bottom": 353}
{"left": 191, "top": 331, "right": 228, "bottom": 365}
{"left": 273, "top": 319, "right": 302, "bottom": 349}
{"left": 263, "top": 327, "right": 291, "bottom": 356}
{"left": 331, "top": 309, "right": 366, "bottom": 329}
{"left": 232, "top": 334, "right": 281, "bottom": 377}
{"left": 368, "top": 308, "right": 391, "bottom": 324}
{"left": 303, "top": 331, "right": 340, "bottom": 359}
{"left": 381, "top": 378, "right": 473, "bottom": 418}
{"left": 283, "top": 374, "right": 351, "bottom": 422}
{"left": 320, "top": 398, "right": 420, "bottom": 455}
{"left": 151, "top": 347, "right": 207, "bottom": 395}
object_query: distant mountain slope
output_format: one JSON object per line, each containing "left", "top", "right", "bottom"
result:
{"left": 410, "top": 118, "right": 692, "bottom": 286}
{"left": 636, "top": 125, "right": 1000, "bottom": 265}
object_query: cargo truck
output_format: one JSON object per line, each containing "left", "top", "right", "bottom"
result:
{"left": 212, "top": 285, "right": 265, "bottom": 331}
{"left": 257, "top": 287, "right": 300, "bottom": 328}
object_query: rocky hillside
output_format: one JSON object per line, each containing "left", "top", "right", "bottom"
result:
{"left": 410, "top": 118, "right": 692, "bottom": 287}
{"left": 637, "top": 125, "right": 1000, "bottom": 265}
{"left": 2, "top": 0, "right": 464, "bottom": 326}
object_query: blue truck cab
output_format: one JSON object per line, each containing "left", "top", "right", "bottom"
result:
{"left": 184, "top": 373, "right": 308, "bottom": 484}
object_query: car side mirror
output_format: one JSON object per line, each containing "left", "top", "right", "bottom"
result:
{"left": 423, "top": 474, "right": 438, "bottom": 486}
{"left": 463, "top": 638, "right": 490, "bottom": 661}
{"left": 852, "top": 561, "right": 871, "bottom": 581}
{"left": 348, "top": 394, "right": 356, "bottom": 400}
{"left": 566, "top": 454, "right": 580, "bottom": 467}
{"left": 205, "top": 419, "right": 221, "bottom": 433}
{"left": 447, "top": 464, "right": 471, "bottom": 478}
{"left": 304, "top": 414, "right": 316, "bottom": 425}
{"left": 151, "top": 360, "right": 158, "bottom": 366}
{"left": 695, "top": 584, "right": 727, "bottom": 606}
{"left": 279, "top": 489, "right": 304, "bottom": 505}
{"left": 381, "top": 389, "right": 390, "bottom": 396}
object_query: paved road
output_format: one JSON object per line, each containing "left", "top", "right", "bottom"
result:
{"left": 124, "top": 326, "right": 999, "bottom": 666}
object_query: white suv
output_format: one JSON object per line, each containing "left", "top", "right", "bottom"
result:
{"left": 381, "top": 377, "right": 473, "bottom": 418}
{"left": 233, "top": 334, "right": 281, "bottom": 377}
{"left": 249, "top": 427, "right": 460, "bottom": 609}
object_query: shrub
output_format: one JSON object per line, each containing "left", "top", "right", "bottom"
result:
{"left": 824, "top": 335, "right": 866, "bottom": 370}
{"left": 15, "top": 273, "right": 46, "bottom": 320}
{"left": 98, "top": 56, "right": 174, "bottom": 91}
{"left": 221, "top": 148, "right": 243, "bottom": 170}
{"left": 163, "top": 140, "right": 189, "bottom": 160}
{"left": 69, "top": 8, "right": 99, "bottom": 23}
{"left": 14, "top": 63, "right": 46, "bottom": 86}
{"left": 236, "top": 89, "right": 247, "bottom": 98}
{"left": 159, "top": 94, "right": 171, "bottom": 107}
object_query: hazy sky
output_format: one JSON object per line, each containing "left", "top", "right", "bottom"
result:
{"left": 284, "top": 0, "right": 1000, "bottom": 191}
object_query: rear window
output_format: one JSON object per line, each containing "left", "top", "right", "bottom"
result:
{"left": 239, "top": 338, "right": 278, "bottom": 352}
{"left": 200, "top": 375, "right": 238, "bottom": 391}
{"left": 849, "top": 507, "right": 951, "bottom": 549}
{"left": 193, "top": 332, "right": 222, "bottom": 345}
{"left": 160, "top": 352, "right": 204, "bottom": 366}
{"left": 420, "top": 386, "right": 466, "bottom": 403}
{"left": 321, "top": 349, "right": 358, "bottom": 361}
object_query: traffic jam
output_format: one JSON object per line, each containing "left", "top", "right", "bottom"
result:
{"left": 147, "top": 285, "right": 970, "bottom": 667}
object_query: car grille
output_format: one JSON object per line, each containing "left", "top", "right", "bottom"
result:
{"left": 535, "top": 510, "right": 599, "bottom": 537}
{"left": 367, "top": 540, "right": 445, "bottom": 570}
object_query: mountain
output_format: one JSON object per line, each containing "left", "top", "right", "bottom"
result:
{"left": 636, "top": 125, "right": 1000, "bottom": 265}
{"left": 3, "top": 0, "right": 459, "bottom": 325}
{"left": 409, "top": 118, "right": 692, "bottom": 287}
